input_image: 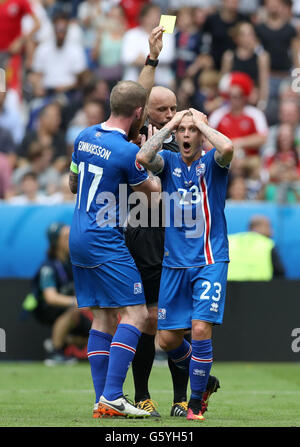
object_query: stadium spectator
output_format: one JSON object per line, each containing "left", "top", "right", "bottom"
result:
{"left": 0, "top": 91, "right": 25, "bottom": 145}
{"left": 228, "top": 215, "right": 285, "bottom": 280}
{"left": 264, "top": 123, "right": 300, "bottom": 175}
{"left": 47, "top": 172, "right": 76, "bottom": 204}
{"left": 262, "top": 99, "right": 300, "bottom": 159}
{"left": 244, "top": 156, "right": 266, "bottom": 200}
{"left": 221, "top": 21, "right": 270, "bottom": 110}
{"left": 176, "top": 76, "right": 196, "bottom": 110}
{"left": 60, "top": 77, "right": 110, "bottom": 132}
{"left": 20, "top": 102, "right": 66, "bottom": 166}
{"left": 8, "top": 171, "right": 48, "bottom": 204}
{"left": 22, "top": 222, "right": 91, "bottom": 365}
{"left": 0, "top": 152, "right": 12, "bottom": 199}
{"left": 91, "top": 5, "right": 126, "bottom": 85}
{"left": 77, "top": 0, "right": 106, "bottom": 61}
{"left": 66, "top": 99, "right": 106, "bottom": 151}
{"left": 255, "top": 0, "right": 300, "bottom": 103}
{"left": 209, "top": 72, "right": 268, "bottom": 157}
{"left": 119, "top": 0, "right": 149, "bottom": 29}
{"left": 21, "top": 0, "right": 53, "bottom": 69}
{"left": 227, "top": 175, "right": 248, "bottom": 200}
{"left": 31, "top": 11, "right": 87, "bottom": 96}
{"left": 0, "top": 0, "right": 40, "bottom": 91}
{"left": 0, "top": 125, "right": 17, "bottom": 173}
{"left": 12, "top": 141, "right": 60, "bottom": 195}
{"left": 203, "top": 0, "right": 250, "bottom": 70}
{"left": 262, "top": 123, "right": 300, "bottom": 203}
{"left": 192, "top": 69, "right": 223, "bottom": 115}
{"left": 121, "top": 4, "right": 175, "bottom": 87}
{"left": 172, "top": 6, "right": 213, "bottom": 84}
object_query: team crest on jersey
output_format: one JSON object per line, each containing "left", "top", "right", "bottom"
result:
{"left": 158, "top": 308, "right": 166, "bottom": 320}
{"left": 135, "top": 160, "right": 145, "bottom": 171}
{"left": 134, "top": 282, "right": 142, "bottom": 294}
{"left": 196, "top": 163, "right": 206, "bottom": 177}
{"left": 95, "top": 131, "right": 102, "bottom": 138}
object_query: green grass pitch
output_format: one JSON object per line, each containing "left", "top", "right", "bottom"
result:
{"left": 0, "top": 361, "right": 299, "bottom": 427}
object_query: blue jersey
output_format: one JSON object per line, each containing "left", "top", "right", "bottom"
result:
{"left": 158, "top": 148, "right": 229, "bottom": 268}
{"left": 69, "top": 123, "right": 148, "bottom": 267}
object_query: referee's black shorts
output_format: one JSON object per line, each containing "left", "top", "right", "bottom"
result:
{"left": 125, "top": 226, "right": 164, "bottom": 307}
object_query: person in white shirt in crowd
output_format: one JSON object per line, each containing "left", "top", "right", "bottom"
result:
{"left": 11, "top": 141, "right": 60, "bottom": 196}
{"left": 47, "top": 172, "right": 76, "bottom": 204}
{"left": 8, "top": 171, "right": 48, "bottom": 204}
{"left": 0, "top": 91, "right": 25, "bottom": 146}
{"left": 121, "top": 4, "right": 175, "bottom": 88}
{"left": 31, "top": 11, "right": 87, "bottom": 95}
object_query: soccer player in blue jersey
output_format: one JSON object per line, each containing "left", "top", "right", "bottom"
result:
{"left": 136, "top": 107, "right": 234, "bottom": 420}
{"left": 68, "top": 80, "right": 161, "bottom": 418}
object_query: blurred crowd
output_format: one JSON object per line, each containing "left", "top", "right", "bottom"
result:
{"left": 1, "top": 0, "right": 300, "bottom": 204}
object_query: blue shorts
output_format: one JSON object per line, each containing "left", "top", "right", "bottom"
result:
{"left": 157, "top": 262, "right": 228, "bottom": 330}
{"left": 72, "top": 257, "right": 145, "bottom": 309}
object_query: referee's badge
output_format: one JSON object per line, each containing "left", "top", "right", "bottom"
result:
{"left": 196, "top": 163, "right": 206, "bottom": 177}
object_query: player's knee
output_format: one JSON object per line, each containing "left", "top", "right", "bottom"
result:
{"left": 158, "top": 330, "right": 179, "bottom": 352}
{"left": 192, "top": 321, "right": 212, "bottom": 340}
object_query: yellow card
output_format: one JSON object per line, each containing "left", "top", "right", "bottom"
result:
{"left": 159, "top": 15, "right": 177, "bottom": 34}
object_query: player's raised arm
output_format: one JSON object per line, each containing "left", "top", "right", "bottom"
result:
{"left": 189, "top": 108, "right": 234, "bottom": 167}
{"left": 138, "top": 26, "right": 164, "bottom": 96}
{"left": 136, "top": 110, "right": 188, "bottom": 172}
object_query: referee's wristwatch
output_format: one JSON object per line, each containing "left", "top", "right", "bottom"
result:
{"left": 145, "top": 54, "right": 159, "bottom": 67}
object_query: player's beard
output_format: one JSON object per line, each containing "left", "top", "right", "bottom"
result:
{"left": 128, "top": 108, "right": 147, "bottom": 142}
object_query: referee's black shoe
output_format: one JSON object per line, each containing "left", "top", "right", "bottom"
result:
{"left": 170, "top": 401, "right": 188, "bottom": 417}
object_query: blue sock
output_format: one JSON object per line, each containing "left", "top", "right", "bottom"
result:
{"left": 102, "top": 323, "right": 141, "bottom": 401}
{"left": 87, "top": 329, "right": 112, "bottom": 403}
{"left": 189, "top": 339, "right": 213, "bottom": 400}
{"left": 167, "top": 338, "right": 192, "bottom": 370}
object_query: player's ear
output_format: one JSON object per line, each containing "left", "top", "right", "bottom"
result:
{"left": 135, "top": 107, "right": 143, "bottom": 120}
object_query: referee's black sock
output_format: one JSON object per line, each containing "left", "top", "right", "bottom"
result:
{"left": 132, "top": 333, "right": 156, "bottom": 403}
{"left": 168, "top": 332, "right": 191, "bottom": 403}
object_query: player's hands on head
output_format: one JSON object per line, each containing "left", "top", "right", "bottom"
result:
{"left": 189, "top": 108, "right": 208, "bottom": 126}
{"left": 149, "top": 26, "right": 164, "bottom": 60}
{"left": 167, "top": 110, "right": 189, "bottom": 130}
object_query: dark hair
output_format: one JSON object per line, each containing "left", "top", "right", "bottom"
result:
{"left": 46, "top": 222, "right": 65, "bottom": 260}
{"left": 139, "top": 3, "right": 160, "bottom": 21}
{"left": 52, "top": 11, "right": 70, "bottom": 23}
{"left": 110, "top": 81, "right": 147, "bottom": 117}
{"left": 21, "top": 171, "right": 38, "bottom": 182}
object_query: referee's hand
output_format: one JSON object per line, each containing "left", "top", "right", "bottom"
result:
{"left": 149, "top": 26, "right": 164, "bottom": 60}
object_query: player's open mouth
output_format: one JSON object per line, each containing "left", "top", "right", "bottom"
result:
{"left": 183, "top": 142, "right": 191, "bottom": 150}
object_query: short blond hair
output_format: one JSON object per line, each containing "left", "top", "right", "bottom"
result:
{"left": 110, "top": 81, "right": 147, "bottom": 117}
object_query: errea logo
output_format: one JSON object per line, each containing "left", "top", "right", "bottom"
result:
{"left": 173, "top": 167, "right": 181, "bottom": 178}
{"left": 210, "top": 302, "right": 219, "bottom": 313}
